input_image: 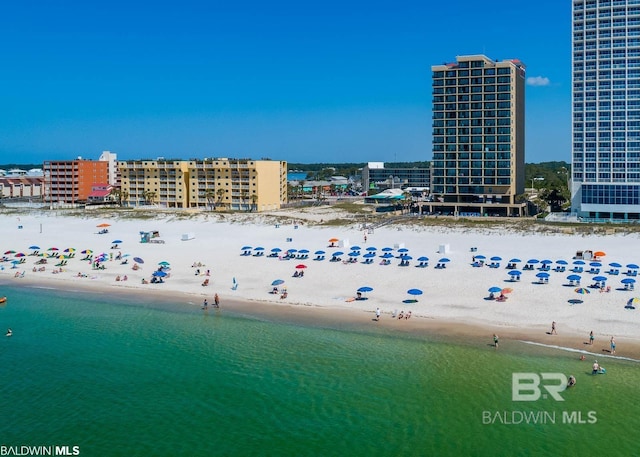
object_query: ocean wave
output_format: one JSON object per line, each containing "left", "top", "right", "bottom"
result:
{"left": 519, "top": 340, "right": 640, "bottom": 363}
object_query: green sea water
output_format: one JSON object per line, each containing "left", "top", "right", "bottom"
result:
{"left": 0, "top": 284, "right": 638, "bottom": 457}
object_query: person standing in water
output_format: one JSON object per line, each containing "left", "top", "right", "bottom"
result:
{"left": 493, "top": 334, "right": 499, "bottom": 349}
{"left": 589, "top": 331, "right": 594, "bottom": 345}
{"left": 610, "top": 336, "right": 616, "bottom": 354}
{"left": 551, "top": 321, "right": 557, "bottom": 335}
{"left": 214, "top": 293, "right": 220, "bottom": 308}
{"left": 375, "top": 307, "right": 381, "bottom": 321}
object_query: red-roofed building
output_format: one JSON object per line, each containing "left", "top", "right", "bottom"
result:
{"left": 87, "top": 184, "right": 114, "bottom": 204}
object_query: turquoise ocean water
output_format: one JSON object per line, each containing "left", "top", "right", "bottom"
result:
{"left": 0, "top": 284, "right": 638, "bottom": 457}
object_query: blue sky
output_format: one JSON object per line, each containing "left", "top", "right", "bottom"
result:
{"left": 0, "top": 0, "right": 571, "bottom": 165}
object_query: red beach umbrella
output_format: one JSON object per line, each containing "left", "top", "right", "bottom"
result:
{"left": 295, "top": 264, "right": 307, "bottom": 269}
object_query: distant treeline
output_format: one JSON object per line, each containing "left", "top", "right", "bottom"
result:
{"left": 288, "top": 161, "right": 571, "bottom": 186}
{"left": 0, "top": 163, "right": 42, "bottom": 169}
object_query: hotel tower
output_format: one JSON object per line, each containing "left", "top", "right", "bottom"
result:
{"left": 572, "top": 0, "right": 640, "bottom": 221}
{"left": 430, "top": 55, "right": 527, "bottom": 217}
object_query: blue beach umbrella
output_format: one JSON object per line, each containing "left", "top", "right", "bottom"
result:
{"left": 358, "top": 286, "right": 373, "bottom": 293}
{"left": 556, "top": 260, "right": 568, "bottom": 265}
{"left": 254, "top": 247, "right": 265, "bottom": 251}
{"left": 401, "top": 255, "right": 412, "bottom": 260}
{"left": 29, "top": 245, "right": 40, "bottom": 250}
{"left": 488, "top": 286, "right": 502, "bottom": 293}
{"left": 349, "top": 251, "right": 360, "bottom": 257}
{"left": 111, "top": 239, "right": 123, "bottom": 244}
{"left": 590, "top": 262, "right": 602, "bottom": 267}
{"left": 381, "top": 247, "right": 393, "bottom": 252}
{"left": 418, "top": 256, "right": 429, "bottom": 262}
{"left": 363, "top": 253, "right": 375, "bottom": 258}
{"left": 241, "top": 246, "right": 252, "bottom": 251}
{"left": 527, "top": 259, "right": 539, "bottom": 264}
{"left": 593, "top": 276, "right": 608, "bottom": 282}
{"left": 271, "top": 247, "right": 282, "bottom": 253}
{"left": 474, "top": 254, "right": 486, "bottom": 260}
{"left": 573, "top": 260, "right": 585, "bottom": 265}
{"left": 407, "top": 288, "right": 423, "bottom": 296}
{"left": 366, "top": 246, "right": 377, "bottom": 251}
{"left": 567, "top": 274, "right": 582, "bottom": 281}
{"left": 271, "top": 279, "right": 285, "bottom": 286}
{"left": 332, "top": 251, "right": 344, "bottom": 256}
{"left": 508, "top": 270, "right": 522, "bottom": 276}
{"left": 540, "top": 259, "right": 553, "bottom": 265}
{"left": 381, "top": 252, "right": 394, "bottom": 258}
{"left": 314, "top": 250, "right": 325, "bottom": 255}
{"left": 350, "top": 246, "right": 361, "bottom": 251}
{"left": 509, "top": 258, "right": 521, "bottom": 263}
{"left": 490, "top": 256, "right": 502, "bottom": 261}
{"left": 298, "top": 249, "right": 309, "bottom": 254}
{"left": 609, "top": 262, "right": 622, "bottom": 268}
{"left": 626, "top": 263, "right": 639, "bottom": 269}
{"left": 536, "top": 272, "right": 550, "bottom": 278}
{"left": 621, "top": 278, "right": 636, "bottom": 284}
{"left": 398, "top": 248, "right": 409, "bottom": 254}
{"left": 152, "top": 270, "right": 167, "bottom": 277}
{"left": 438, "top": 258, "right": 450, "bottom": 263}
{"left": 133, "top": 257, "right": 144, "bottom": 264}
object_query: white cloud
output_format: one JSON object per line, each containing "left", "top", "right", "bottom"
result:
{"left": 527, "top": 76, "right": 551, "bottom": 87}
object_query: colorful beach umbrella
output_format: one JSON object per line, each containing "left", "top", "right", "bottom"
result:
{"left": 64, "top": 248, "right": 76, "bottom": 252}
{"left": 158, "top": 261, "right": 170, "bottom": 266}
{"left": 81, "top": 249, "right": 93, "bottom": 254}
{"left": 627, "top": 297, "right": 640, "bottom": 306}
{"left": 4, "top": 250, "right": 15, "bottom": 255}
{"left": 575, "top": 287, "right": 590, "bottom": 294}
{"left": 14, "top": 252, "right": 25, "bottom": 257}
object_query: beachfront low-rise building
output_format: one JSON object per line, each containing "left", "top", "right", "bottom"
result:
{"left": 43, "top": 158, "right": 109, "bottom": 204}
{"left": 0, "top": 175, "right": 45, "bottom": 199}
{"left": 118, "top": 158, "right": 287, "bottom": 211}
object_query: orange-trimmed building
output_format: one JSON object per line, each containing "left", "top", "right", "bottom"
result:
{"left": 43, "top": 159, "right": 109, "bottom": 204}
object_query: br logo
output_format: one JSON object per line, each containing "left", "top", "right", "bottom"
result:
{"left": 512, "top": 373, "right": 567, "bottom": 401}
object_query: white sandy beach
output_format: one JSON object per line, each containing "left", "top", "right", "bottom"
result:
{"left": 1, "top": 209, "right": 639, "bottom": 354}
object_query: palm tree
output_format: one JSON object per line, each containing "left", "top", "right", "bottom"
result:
{"left": 120, "top": 189, "right": 129, "bottom": 207}
{"left": 240, "top": 189, "right": 249, "bottom": 211}
{"left": 204, "top": 189, "right": 216, "bottom": 210}
{"left": 216, "top": 188, "right": 226, "bottom": 210}
{"left": 143, "top": 190, "right": 157, "bottom": 205}
{"left": 250, "top": 193, "right": 258, "bottom": 212}
{"left": 110, "top": 188, "right": 121, "bottom": 206}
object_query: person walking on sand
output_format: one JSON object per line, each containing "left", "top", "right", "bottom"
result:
{"left": 375, "top": 307, "right": 381, "bottom": 321}
{"left": 551, "top": 321, "right": 557, "bottom": 335}
{"left": 610, "top": 336, "right": 616, "bottom": 354}
{"left": 214, "top": 293, "right": 220, "bottom": 308}
{"left": 589, "top": 331, "right": 594, "bottom": 345}
{"left": 493, "top": 334, "right": 499, "bottom": 349}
